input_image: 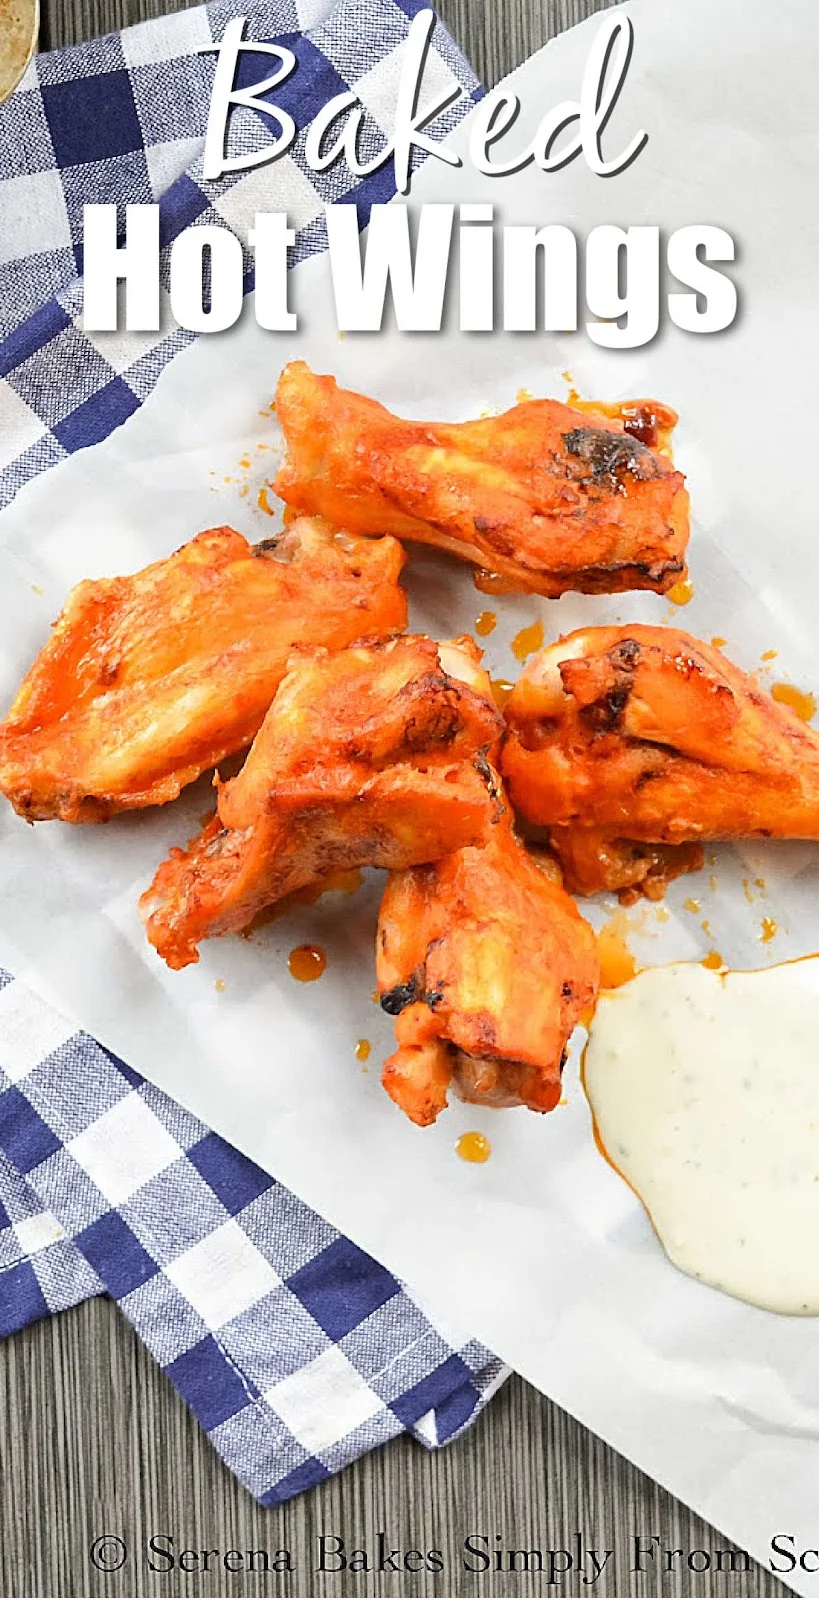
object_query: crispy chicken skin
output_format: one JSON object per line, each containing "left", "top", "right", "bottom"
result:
{"left": 141, "top": 635, "right": 504, "bottom": 969}
{"left": 0, "top": 518, "right": 407, "bottom": 823}
{"left": 273, "top": 361, "right": 690, "bottom": 598}
{"left": 376, "top": 817, "right": 600, "bottom": 1127}
{"left": 502, "top": 624, "right": 819, "bottom": 897}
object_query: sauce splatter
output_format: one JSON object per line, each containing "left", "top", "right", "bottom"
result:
{"left": 474, "top": 610, "right": 497, "bottom": 637}
{"left": 257, "top": 485, "right": 275, "bottom": 515}
{"left": 760, "top": 917, "right": 778, "bottom": 944}
{"left": 214, "top": 978, "right": 227, "bottom": 993}
{"left": 515, "top": 386, "right": 534, "bottom": 404}
{"left": 31, "top": 582, "right": 43, "bottom": 595}
{"left": 701, "top": 950, "right": 724, "bottom": 970}
{"left": 456, "top": 1131, "right": 492, "bottom": 1164}
{"left": 355, "top": 1038, "right": 371, "bottom": 1063}
{"left": 511, "top": 619, "right": 544, "bottom": 663}
{"left": 772, "top": 682, "right": 817, "bottom": 722}
{"left": 683, "top": 897, "right": 701, "bottom": 914}
{"left": 667, "top": 578, "right": 694, "bottom": 607}
{"left": 288, "top": 944, "right": 327, "bottom": 982}
{"left": 490, "top": 677, "right": 515, "bottom": 712}
{"left": 711, "top": 636, "right": 727, "bottom": 649}
{"left": 597, "top": 917, "right": 637, "bottom": 989}
{"left": 761, "top": 649, "right": 778, "bottom": 662}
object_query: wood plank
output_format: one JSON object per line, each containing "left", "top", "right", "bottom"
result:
{"left": 2, "top": 3, "right": 789, "bottom": 1596}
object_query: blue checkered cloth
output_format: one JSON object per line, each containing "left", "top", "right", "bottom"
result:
{"left": 0, "top": 0, "right": 482, "bottom": 507}
{"left": 0, "top": 970, "right": 506, "bottom": 1502}
{"left": 0, "top": 0, "right": 505, "bottom": 1505}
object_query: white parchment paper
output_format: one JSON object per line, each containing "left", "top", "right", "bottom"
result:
{"left": 2, "top": 0, "right": 819, "bottom": 1583}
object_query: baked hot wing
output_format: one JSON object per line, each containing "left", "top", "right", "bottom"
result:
{"left": 141, "top": 635, "right": 504, "bottom": 969}
{"left": 376, "top": 818, "right": 599, "bottom": 1127}
{"left": 502, "top": 624, "right": 819, "bottom": 898}
{"left": 273, "top": 361, "right": 689, "bottom": 598}
{"left": 0, "top": 518, "right": 406, "bottom": 823}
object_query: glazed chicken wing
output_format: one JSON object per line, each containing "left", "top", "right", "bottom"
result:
{"left": 0, "top": 518, "right": 406, "bottom": 822}
{"left": 502, "top": 625, "right": 819, "bottom": 898}
{"left": 273, "top": 362, "right": 689, "bottom": 598}
{"left": 141, "top": 635, "right": 504, "bottom": 969}
{"left": 377, "top": 817, "right": 599, "bottom": 1127}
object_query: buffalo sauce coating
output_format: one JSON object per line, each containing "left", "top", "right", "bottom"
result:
{"left": 584, "top": 958, "right": 819, "bottom": 1314}
{"left": 490, "top": 678, "right": 515, "bottom": 712}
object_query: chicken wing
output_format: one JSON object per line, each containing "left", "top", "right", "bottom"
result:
{"left": 377, "top": 817, "right": 599, "bottom": 1127}
{"left": 273, "top": 361, "right": 689, "bottom": 598}
{"left": 141, "top": 634, "right": 504, "bottom": 969}
{"left": 0, "top": 518, "right": 407, "bottom": 823}
{"left": 502, "top": 625, "right": 819, "bottom": 897}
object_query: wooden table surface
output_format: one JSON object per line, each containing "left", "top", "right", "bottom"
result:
{"left": 0, "top": 4, "right": 792, "bottom": 1597}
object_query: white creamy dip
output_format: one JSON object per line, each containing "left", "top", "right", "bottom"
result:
{"left": 584, "top": 959, "right": 819, "bottom": 1315}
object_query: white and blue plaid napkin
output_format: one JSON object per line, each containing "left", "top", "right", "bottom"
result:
{"left": 0, "top": 0, "right": 482, "bottom": 507}
{"left": 0, "top": 0, "right": 507, "bottom": 1505}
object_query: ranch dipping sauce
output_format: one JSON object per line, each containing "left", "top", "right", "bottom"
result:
{"left": 584, "top": 958, "right": 819, "bottom": 1315}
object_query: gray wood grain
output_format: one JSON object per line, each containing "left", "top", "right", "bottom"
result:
{"left": 0, "top": 3, "right": 792, "bottom": 1597}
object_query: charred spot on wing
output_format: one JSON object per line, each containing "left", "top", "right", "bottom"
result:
{"left": 581, "top": 685, "right": 630, "bottom": 734}
{"left": 613, "top": 638, "right": 641, "bottom": 668}
{"left": 380, "top": 978, "right": 419, "bottom": 1015}
{"left": 253, "top": 535, "right": 282, "bottom": 557}
{"left": 562, "top": 426, "right": 664, "bottom": 490}
{"left": 473, "top": 750, "right": 504, "bottom": 810}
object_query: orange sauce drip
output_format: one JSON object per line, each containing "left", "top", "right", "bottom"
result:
{"left": 490, "top": 677, "right": 514, "bottom": 712}
{"left": 474, "top": 609, "right": 497, "bottom": 637}
{"left": 355, "top": 1038, "right": 371, "bottom": 1062}
{"left": 760, "top": 917, "right": 778, "bottom": 944}
{"left": 667, "top": 578, "right": 694, "bottom": 606}
{"left": 711, "top": 635, "right": 727, "bottom": 648}
{"left": 473, "top": 568, "right": 528, "bottom": 597}
{"left": 597, "top": 918, "right": 637, "bottom": 989}
{"left": 761, "top": 649, "right": 778, "bottom": 662}
{"left": 579, "top": 1046, "right": 642, "bottom": 1200}
{"left": 565, "top": 392, "right": 676, "bottom": 454}
{"left": 515, "top": 386, "right": 534, "bottom": 404}
{"left": 683, "top": 897, "right": 701, "bottom": 914}
{"left": 257, "top": 484, "right": 275, "bottom": 515}
{"left": 511, "top": 619, "right": 545, "bottom": 663}
{"left": 771, "top": 682, "right": 817, "bottom": 722}
{"left": 456, "top": 1131, "right": 492, "bottom": 1164}
{"left": 214, "top": 978, "right": 227, "bottom": 994}
{"left": 288, "top": 944, "right": 327, "bottom": 982}
{"left": 701, "top": 950, "right": 724, "bottom": 970}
